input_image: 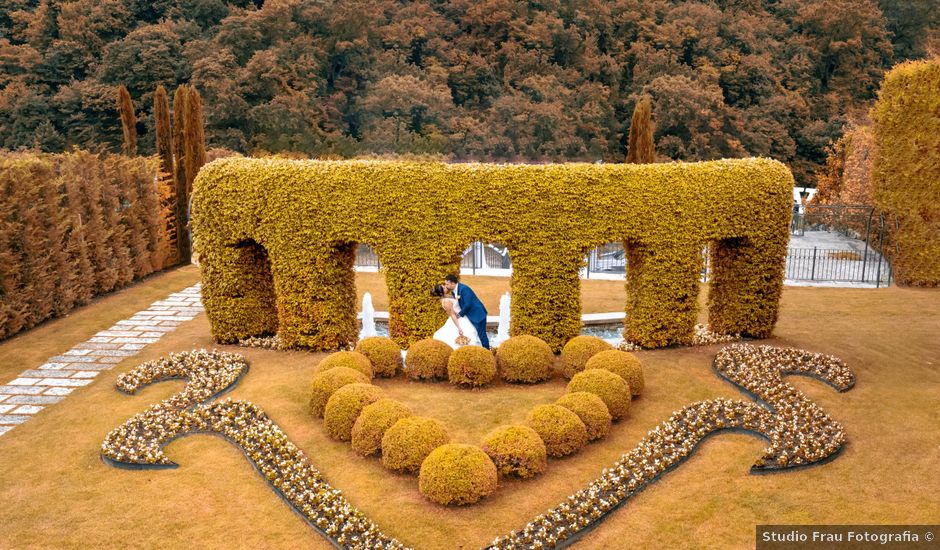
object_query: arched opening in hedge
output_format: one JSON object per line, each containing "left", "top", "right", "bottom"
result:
{"left": 587, "top": 242, "right": 626, "bottom": 274}
{"left": 352, "top": 241, "right": 391, "bottom": 335}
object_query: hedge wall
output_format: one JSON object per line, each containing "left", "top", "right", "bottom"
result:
{"left": 872, "top": 58, "right": 940, "bottom": 287}
{"left": 0, "top": 151, "right": 171, "bottom": 340}
{"left": 192, "top": 157, "right": 793, "bottom": 351}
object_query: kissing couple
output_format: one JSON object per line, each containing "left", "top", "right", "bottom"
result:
{"left": 429, "top": 274, "right": 490, "bottom": 350}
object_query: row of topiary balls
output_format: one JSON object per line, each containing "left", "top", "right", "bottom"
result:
{"left": 308, "top": 334, "right": 644, "bottom": 505}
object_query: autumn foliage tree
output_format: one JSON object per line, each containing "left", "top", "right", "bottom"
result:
{"left": 0, "top": 0, "right": 920, "bottom": 186}
{"left": 814, "top": 122, "right": 875, "bottom": 207}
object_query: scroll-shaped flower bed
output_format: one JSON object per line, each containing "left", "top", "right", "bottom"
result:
{"left": 101, "top": 350, "right": 406, "bottom": 550}
{"left": 487, "top": 344, "right": 855, "bottom": 548}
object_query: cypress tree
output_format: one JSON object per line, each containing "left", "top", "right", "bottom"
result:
{"left": 0, "top": 160, "right": 19, "bottom": 338}
{"left": 99, "top": 159, "right": 134, "bottom": 287}
{"left": 184, "top": 85, "right": 206, "bottom": 195}
{"left": 626, "top": 95, "right": 656, "bottom": 164}
{"left": 38, "top": 168, "right": 76, "bottom": 315}
{"left": 18, "top": 163, "right": 56, "bottom": 325}
{"left": 62, "top": 166, "right": 95, "bottom": 307}
{"left": 119, "top": 157, "right": 154, "bottom": 278}
{"left": 153, "top": 85, "right": 176, "bottom": 266}
{"left": 1, "top": 161, "right": 31, "bottom": 335}
{"left": 117, "top": 85, "right": 138, "bottom": 156}
{"left": 172, "top": 85, "right": 189, "bottom": 262}
{"left": 82, "top": 156, "right": 117, "bottom": 293}
{"left": 154, "top": 86, "right": 174, "bottom": 182}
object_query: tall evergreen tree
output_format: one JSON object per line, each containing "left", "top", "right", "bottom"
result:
{"left": 626, "top": 95, "right": 655, "bottom": 164}
{"left": 172, "top": 85, "right": 189, "bottom": 262}
{"left": 184, "top": 85, "right": 206, "bottom": 196}
{"left": 153, "top": 84, "right": 177, "bottom": 264}
{"left": 154, "top": 85, "right": 174, "bottom": 180}
{"left": 116, "top": 85, "right": 137, "bottom": 156}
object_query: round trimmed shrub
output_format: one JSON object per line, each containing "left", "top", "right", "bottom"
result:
{"left": 355, "top": 336, "right": 403, "bottom": 378}
{"left": 309, "top": 366, "right": 370, "bottom": 417}
{"left": 405, "top": 339, "right": 453, "bottom": 380}
{"left": 351, "top": 398, "right": 414, "bottom": 457}
{"left": 560, "top": 336, "right": 613, "bottom": 379}
{"left": 419, "top": 444, "right": 498, "bottom": 505}
{"left": 585, "top": 349, "right": 644, "bottom": 396}
{"left": 495, "top": 335, "right": 553, "bottom": 383}
{"left": 382, "top": 416, "right": 450, "bottom": 473}
{"left": 323, "top": 383, "right": 384, "bottom": 441}
{"left": 481, "top": 425, "right": 547, "bottom": 478}
{"left": 314, "top": 351, "right": 374, "bottom": 379}
{"left": 567, "top": 369, "right": 632, "bottom": 420}
{"left": 447, "top": 346, "right": 497, "bottom": 387}
{"left": 555, "top": 391, "right": 612, "bottom": 441}
{"left": 524, "top": 404, "right": 588, "bottom": 458}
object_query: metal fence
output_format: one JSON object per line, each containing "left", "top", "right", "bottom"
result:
{"left": 460, "top": 242, "right": 512, "bottom": 271}
{"left": 785, "top": 247, "right": 891, "bottom": 285}
{"left": 356, "top": 244, "right": 381, "bottom": 268}
{"left": 354, "top": 240, "right": 893, "bottom": 286}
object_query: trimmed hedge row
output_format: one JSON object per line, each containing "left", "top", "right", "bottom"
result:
{"left": 872, "top": 58, "right": 940, "bottom": 287}
{"left": 0, "top": 151, "right": 172, "bottom": 340}
{"left": 192, "top": 157, "right": 792, "bottom": 350}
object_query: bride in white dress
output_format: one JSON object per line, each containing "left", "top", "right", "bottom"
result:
{"left": 430, "top": 284, "right": 481, "bottom": 349}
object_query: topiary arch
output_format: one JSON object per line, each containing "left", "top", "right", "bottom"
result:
{"left": 191, "top": 157, "right": 793, "bottom": 351}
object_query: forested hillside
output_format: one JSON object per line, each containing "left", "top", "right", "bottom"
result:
{"left": 1, "top": 0, "right": 936, "bottom": 185}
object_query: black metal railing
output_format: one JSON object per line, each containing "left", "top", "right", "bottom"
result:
{"left": 355, "top": 244, "right": 381, "bottom": 268}
{"left": 785, "top": 247, "right": 891, "bottom": 285}
{"left": 586, "top": 243, "right": 625, "bottom": 274}
{"left": 354, "top": 241, "right": 893, "bottom": 286}
{"left": 460, "top": 242, "right": 512, "bottom": 272}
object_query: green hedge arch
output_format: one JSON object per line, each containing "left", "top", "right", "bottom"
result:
{"left": 192, "top": 157, "right": 792, "bottom": 351}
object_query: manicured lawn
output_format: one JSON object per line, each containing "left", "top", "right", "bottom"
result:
{"left": 0, "top": 273, "right": 937, "bottom": 549}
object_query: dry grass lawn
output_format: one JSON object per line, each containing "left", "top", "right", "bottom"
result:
{"left": 0, "top": 273, "right": 937, "bottom": 549}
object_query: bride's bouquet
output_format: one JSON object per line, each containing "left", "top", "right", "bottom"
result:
{"left": 455, "top": 335, "right": 470, "bottom": 346}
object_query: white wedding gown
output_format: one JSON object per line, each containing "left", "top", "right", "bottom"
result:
{"left": 433, "top": 298, "right": 481, "bottom": 349}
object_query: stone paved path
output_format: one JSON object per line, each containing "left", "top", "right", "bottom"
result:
{"left": 0, "top": 283, "right": 203, "bottom": 437}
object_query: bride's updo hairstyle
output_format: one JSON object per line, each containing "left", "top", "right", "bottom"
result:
{"left": 430, "top": 284, "right": 445, "bottom": 298}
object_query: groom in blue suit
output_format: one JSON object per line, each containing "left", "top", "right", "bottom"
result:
{"left": 443, "top": 274, "right": 490, "bottom": 349}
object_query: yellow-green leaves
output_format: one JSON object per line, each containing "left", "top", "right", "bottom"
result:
{"left": 192, "top": 157, "right": 792, "bottom": 350}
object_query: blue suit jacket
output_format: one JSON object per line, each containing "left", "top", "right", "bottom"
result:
{"left": 455, "top": 283, "right": 487, "bottom": 324}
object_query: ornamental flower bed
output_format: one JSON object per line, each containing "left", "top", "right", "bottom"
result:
{"left": 102, "top": 343, "right": 853, "bottom": 548}
{"left": 488, "top": 344, "right": 854, "bottom": 548}
{"left": 100, "top": 349, "right": 406, "bottom": 549}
